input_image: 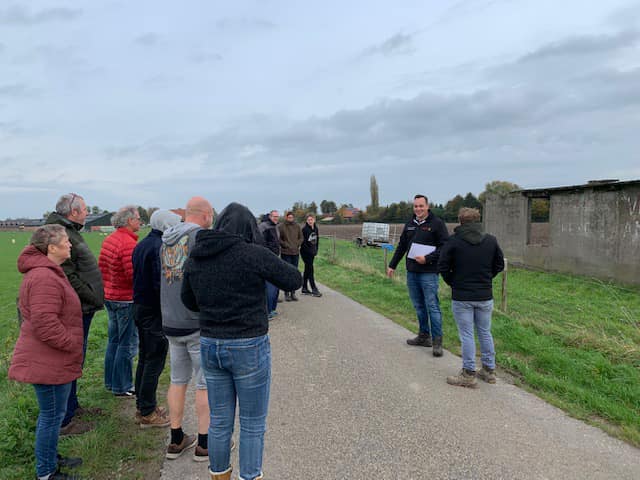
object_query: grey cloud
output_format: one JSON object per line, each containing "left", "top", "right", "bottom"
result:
{"left": 12, "top": 45, "right": 87, "bottom": 69}
{"left": 0, "top": 5, "right": 81, "bottom": 25}
{"left": 0, "top": 83, "right": 37, "bottom": 98}
{"left": 134, "top": 33, "right": 161, "bottom": 47}
{"left": 190, "top": 52, "right": 223, "bottom": 64}
{"left": 142, "top": 74, "right": 183, "bottom": 89}
{"left": 215, "top": 17, "right": 276, "bottom": 31}
{"left": 361, "top": 33, "right": 415, "bottom": 58}
{"left": 519, "top": 30, "right": 639, "bottom": 63}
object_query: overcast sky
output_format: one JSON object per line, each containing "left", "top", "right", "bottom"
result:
{"left": 2, "top": 0, "right": 640, "bottom": 218}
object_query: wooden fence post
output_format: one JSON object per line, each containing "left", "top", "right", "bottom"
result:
{"left": 332, "top": 234, "right": 336, "bottom": 262}
{"left": 501, "top": 258, "right": 508, "bottom": 312}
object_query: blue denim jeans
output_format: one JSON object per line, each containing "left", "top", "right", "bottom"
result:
{"left": 201, "top": 335, "right": 271, "bottom": 480}
{"left": 33, "top": 382, "right": 72, "bottom": 477}
{"left": 104, "top": 301, "right": 138, "bottom": 394}
{"left": 63, "top": 312, "right": 94, "bottom": 426}
{"left": 406, "top": 272, "right": 443, "bottom": 337}
{"left": 265, "top": 281, "right": 279, "bottom": 313}
{"left": 452, "top": 300, "right": 496, "bottom": 371}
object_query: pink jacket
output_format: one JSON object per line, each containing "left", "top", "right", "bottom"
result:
{"left": 9, "top": 245, "right": 83, "bottom": 385}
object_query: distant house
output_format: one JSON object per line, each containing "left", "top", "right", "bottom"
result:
{"left": 0, "top": 218, "right": 45, "bottom": 230}
{"left": 85, "top": 212, "right": 113, "bottom": 231}
{"left": 341, "top": 207, "right": 361, "bottom": 222}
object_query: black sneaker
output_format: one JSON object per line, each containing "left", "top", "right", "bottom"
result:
{"left": 406, "top": 333, "right": 432, "bottom": 347}
{"left": 114, "top": 390, "right": 135, "bottom": 398}
{"left": 301, "top": 288, "right": 312, "bottom": 295}
{"left": 37, "top": 468, "right": 83, "bottom": 479}
{"left": 290, "top": 292, "right": 299, "bottom": 301}
{"left": 311, "top": 290, "right": 322, "bottom": 297}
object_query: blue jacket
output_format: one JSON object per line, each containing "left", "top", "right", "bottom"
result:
{"left": 133, "top": 229, "right": 162, "bottom": 308}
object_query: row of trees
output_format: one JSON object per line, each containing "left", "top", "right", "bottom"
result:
{"left": 286, "top": 178, "right": 549, "bottom": 224}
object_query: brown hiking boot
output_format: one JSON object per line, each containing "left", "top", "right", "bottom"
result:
{"left": 446, "top": 369, "right": 478, "bottom": 388}
{"left": 166, "top": 434, "right": 197, "bottom": 459}
{"left": 477, "top": 365, "right": 497, "bottom": 384}
{"left": 139, "top": 407, "right": 170, "bottom": 429}
{"left": 406, "top": 332, "right": 432, "bottom": 347}
{"left": 59, "top": 418, "right": 94, "bottom": 436}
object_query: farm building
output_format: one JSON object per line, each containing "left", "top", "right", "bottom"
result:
{"left": 483, "top": 179, "right": 640, "bottom": 285}
{"left": 84, "top": 212, "right": 113, "bottom": 231}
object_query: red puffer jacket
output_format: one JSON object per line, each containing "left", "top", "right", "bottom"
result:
{"left": 99, "top": 227, "right": 138, "bottom": 301}
{"left": 9, "top": 245, "right": 83, "bottom": 385}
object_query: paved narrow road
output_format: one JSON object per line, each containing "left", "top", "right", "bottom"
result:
{"left": 161, "top": 285, "right": 640, "bottom": 479}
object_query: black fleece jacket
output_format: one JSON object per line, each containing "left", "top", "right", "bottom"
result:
{"left": 388, "top": 211, "right": 449, "bottom": 273}
{"left": 437, "top": 222, "right": 505, "bottom": 301}
{"left": 132, "top": 229, "right": 162, "bottom": 308}
{"left": 181, "top": 203, "right": 302, "bottom": 339}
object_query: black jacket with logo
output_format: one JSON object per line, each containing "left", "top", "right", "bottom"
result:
{"left": 300, "top": 223, "right": 319, "bottom": 257}
{"left": 388, "top": 211, "right": 449, "bottom": 274}
{"left": 437, "top": 222, "right": 505, "bottom": 301}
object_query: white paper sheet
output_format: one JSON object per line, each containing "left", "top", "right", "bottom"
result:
{"left": 408, "top": 243, "right": 436, "bottom": 259}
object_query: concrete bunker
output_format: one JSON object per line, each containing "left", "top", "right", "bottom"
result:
{"left": 483, "top": 179, "right": 640, "bottom": 285}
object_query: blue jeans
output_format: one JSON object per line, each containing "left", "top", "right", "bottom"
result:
{"left": 406, "top": 272, "right": 443, "bottom": 337}
{"left": 63, "top": 312, "right": 94, "bottom": 426}
{"left": 33, "top": 382, "right": 72, "bottom": 477}
{"left": 201, "top": 335, "right": 271, "bottom": 480}
{"left": 265, "top": 281, "right": 279, "bottom": 313}
{"left": 104, "top": 301, "right": 138, "bottom": 394}
{"left": 452, "top": 300, "right": 496, "bottom": 371}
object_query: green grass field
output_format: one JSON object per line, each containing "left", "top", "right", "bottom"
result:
{"left": 0, "top": 230, "right": 165, "bottom": 480}
{"left": 315, "top": 238, "right": 640, "bottom": 446}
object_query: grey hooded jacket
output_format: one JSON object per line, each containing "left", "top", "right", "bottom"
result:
{"left": 160, "top": 222, "right": 202, "bottom": 336}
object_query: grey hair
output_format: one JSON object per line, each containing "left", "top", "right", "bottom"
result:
{"left": 30, "top": 224, "right": 67, "bottom": 254}
{"left": 111, "top": 205, "right": 139, "bottom": 228}
{"left": 55, "top": 193, "right": 84, "bottom": 216}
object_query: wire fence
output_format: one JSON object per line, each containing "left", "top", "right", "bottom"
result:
{"left": 318, "top": 235, "right": 509, "bottom": 311}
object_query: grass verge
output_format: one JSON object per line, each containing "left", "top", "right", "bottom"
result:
{"left": 315, "top": 239, "right": 640, "bottom": 447}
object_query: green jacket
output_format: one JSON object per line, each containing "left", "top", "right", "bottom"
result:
{"left": 46, "top": 212, "right": 104, "bottom": 314}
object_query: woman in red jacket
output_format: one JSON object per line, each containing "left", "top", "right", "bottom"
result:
{"left": 9, "top": 225, "right": 84, "bottom": 480}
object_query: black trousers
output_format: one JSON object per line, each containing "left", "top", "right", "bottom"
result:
{"left": 281, "top": 254, "right": 300, "bottom": 294}
{"left": 133, "top": 303, "right": 168, "bottom": 416}
{"left": 300, "top": 251, "right": 317, "bottom": 291}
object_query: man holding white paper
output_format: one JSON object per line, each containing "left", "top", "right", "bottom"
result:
{"left": 387, "top": 194, "right": 449, "bottom": 356}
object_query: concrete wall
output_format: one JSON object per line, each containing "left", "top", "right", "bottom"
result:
{"left": 484, "top": 185, "right": 640, "bottom": 285}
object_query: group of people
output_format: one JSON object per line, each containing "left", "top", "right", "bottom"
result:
{"left": 388, "top": 194, "right": 505, "bottom": 388}
{"left": 8, "top": 190, "right": 503, "bottom": 480}
{"left": 8, "top": 193, "right": 317, "bottom": 480}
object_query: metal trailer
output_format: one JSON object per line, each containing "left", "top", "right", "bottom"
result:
{"left": 354, "top": 222, "right": 390, "bottom": 247}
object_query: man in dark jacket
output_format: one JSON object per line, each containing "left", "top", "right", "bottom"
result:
{"left": 387, "top": 194, "right": 449, "bottom": 356}
{"left": 278, "top": 211, "right": 303, "bottom": 301}
{"left": 438, "top": 207, "right": 505, "bottom": 388}
{"left": 46, "top": 193, "right": 105, "bottom": 435}
{"left": 132, "top": 210, "right": 181, "bottom": 427}
{"left": 259, "top": 210, "right": 281, "bottom": 317}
